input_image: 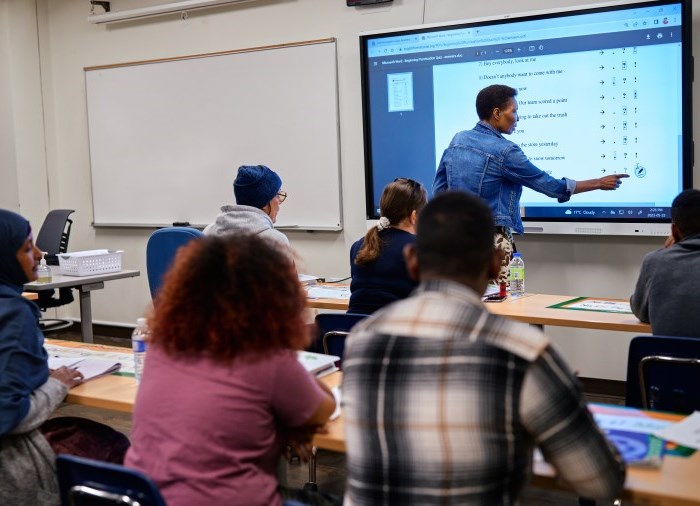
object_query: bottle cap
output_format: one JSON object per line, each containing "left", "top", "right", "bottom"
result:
{"left": 513, "top": 252, "right": 522, "bottom": 257}
{"left": 136, "top": 317, "right": 147, "bottom": 327}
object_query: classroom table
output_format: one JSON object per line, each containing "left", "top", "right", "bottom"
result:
{"left": 25, "top": 270, "right": 140, "bottom": 343}
{"left": 307, "top": 290, "right": 651, "bottom": 334}
{"left": 63, "top": 347, "right": 698, "bottom": 506}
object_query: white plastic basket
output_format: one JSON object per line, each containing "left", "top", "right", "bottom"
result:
{"left": 58, "top": 249, "right": 123, "bottom": 277}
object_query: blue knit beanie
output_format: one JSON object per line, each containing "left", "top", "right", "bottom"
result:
{"left": 233, "top": 165, "right": 282, "bottom": 209}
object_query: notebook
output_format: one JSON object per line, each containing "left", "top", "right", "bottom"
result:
{"left": 48, "top": 356, "right": 122, "bottom": 381}
{"left": 297, "top": 351, "right": 340, "bottom": 376}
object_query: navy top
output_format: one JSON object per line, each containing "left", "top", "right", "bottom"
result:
{"left": 348, "top": 228, "right": 418, "bottom": 315}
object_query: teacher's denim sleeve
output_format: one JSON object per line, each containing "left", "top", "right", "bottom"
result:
{"left": 502, "top": 145, "right": 574, "bottom": 203}
{"left": 432, "top": 151, "right": 449, "bottom": 196}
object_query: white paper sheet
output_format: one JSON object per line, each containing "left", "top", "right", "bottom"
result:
{"left": 654, "top": 411, "right": 700, "bottom": 449}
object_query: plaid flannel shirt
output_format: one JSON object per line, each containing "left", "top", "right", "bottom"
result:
{"left": 342, "top": 279, "right": 625, "bottom": 505}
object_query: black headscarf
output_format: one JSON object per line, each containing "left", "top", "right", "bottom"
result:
{"left": 0, "top": 209, "right": 49, "bottom": 435}
{"left": 0, "top": 209, "right": 33, "bottom": 288}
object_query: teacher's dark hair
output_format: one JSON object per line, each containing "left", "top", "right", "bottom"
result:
{"left": 476, "top": 84, "right": 518, "bottom": 121}
{"left": 149, "top": 234, "right": 307, "bottom": 361}
{"left": 416, "top": 191, "right": 495, "bottom": 279}
{"left": 671, "top": 188, "right": 700, "bottom": 238}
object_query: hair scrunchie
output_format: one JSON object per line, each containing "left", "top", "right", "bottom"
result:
{"left": 376, "top": 216, "right": 390, "bottom": 231}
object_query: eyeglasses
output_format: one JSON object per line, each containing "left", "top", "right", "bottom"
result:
{"left": 277, "top": 191, "right": 288, "bottom": 203}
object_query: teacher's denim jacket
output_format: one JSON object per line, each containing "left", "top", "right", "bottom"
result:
{"left": 433, "top": 121, "right": 575, "bottom": 234}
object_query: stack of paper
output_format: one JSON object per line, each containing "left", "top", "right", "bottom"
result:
{"left": 298, "top": 274, "right": 320, "bottom": 286}
{"left": 306, "top": 285, "right": 351, "bottom": 300}
{"left": 297, "top": 351, "right": 340, "bottom": 377}
{"left": 48, "top": 356, "right": 122, "bottom": 381}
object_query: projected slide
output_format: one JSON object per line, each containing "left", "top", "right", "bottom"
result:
{"left": 433, "top": 44, "right": 682, "bottom": 208}
{"left": 359, "top": 0, "right": 691, "bottom": 234}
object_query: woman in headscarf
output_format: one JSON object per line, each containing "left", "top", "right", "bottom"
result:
{"left": 0, "top": 209, "right": 128, "bottom": 505}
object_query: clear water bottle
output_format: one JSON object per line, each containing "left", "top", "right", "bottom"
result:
{"left": 132, "top": 317, "right": 149, "bottom": 383}
{"left": 509, "top": 253, "right": 525, "bottom": 295}
{"left": 37, "top": 253, "right": 52, "bottom": 283}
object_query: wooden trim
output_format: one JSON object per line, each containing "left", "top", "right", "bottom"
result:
{"left": 84, "top": 38, "right": 336, "bottom": 71}
{"left": 579, "top": 377, "right": 626, "bottom": 399}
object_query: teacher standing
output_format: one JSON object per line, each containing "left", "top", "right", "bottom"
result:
{"left": 433, "top": 84, "right": 629, "bottom": 284}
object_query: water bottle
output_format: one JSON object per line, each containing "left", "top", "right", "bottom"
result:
{"left": 132, "top": 317, "right": 148, "bottom": 383}
{"left": 36, "top": 254, "right": 52, "bottom": 283}
{"left": 509, "top": 253, "right": 525, "bottom": 295}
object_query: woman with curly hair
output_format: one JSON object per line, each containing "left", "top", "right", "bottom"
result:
{"left": 348, "top": 178, "right": 428, "bottom": 314}
{"left": 125, "top": 234, "right": 336, "bottom": 506}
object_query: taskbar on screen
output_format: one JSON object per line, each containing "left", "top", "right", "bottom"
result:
{"left": 522, "top": 206, "right": 670, "bottom": 220}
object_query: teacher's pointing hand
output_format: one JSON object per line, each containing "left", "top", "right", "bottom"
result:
{"left": 599, "top": 173, "right": 630, "bottom": 190}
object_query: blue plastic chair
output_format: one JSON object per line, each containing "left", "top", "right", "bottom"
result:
{"left": 56, "top": 454, "right": 166, "bottom": 506}
{"left": 146, "top": 227, "right": 203, "bottom": 298}
{"left": 314, "top": 312, "right": 367, "bottom": 365}
{"left": 625, "top": 335, "right": 700, "bottom": 413}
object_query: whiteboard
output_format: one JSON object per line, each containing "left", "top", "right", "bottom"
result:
{"left": 85, "top": 39, "right": 342, "bottom": 230}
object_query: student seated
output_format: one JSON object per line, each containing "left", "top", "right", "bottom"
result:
{"left": 204, "top": 164, "right": 291, "bottom": 256}
{"left": 631, "top": 188, "right": 700, "bottom": 336}
{"left": 348, "top": 178, "right": 427, "bottom": 315}
{"left": 0, "top": 209, "right": 129, "bottom": 505}
{"left": 125, "top": 234, "right": 337, "bottom": 506}
{"left": 342, "top": 192, "right": 626, "bottom": 505}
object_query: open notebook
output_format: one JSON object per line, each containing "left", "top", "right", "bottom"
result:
{"left": 48, "top": 356, "right": 122, "bottom": 381}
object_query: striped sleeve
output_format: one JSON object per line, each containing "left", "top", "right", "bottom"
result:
{"left": 519, "top": 345, "right": 626, "bottom": 500}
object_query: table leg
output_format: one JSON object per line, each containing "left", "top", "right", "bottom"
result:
{"left": 78, "top": 289, "right": 94, "bottom": 343}
{"left": 77, "top": 281, "right": 104, "bottom": 344}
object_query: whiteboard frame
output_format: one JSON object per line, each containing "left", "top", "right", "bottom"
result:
{"left": 84, "top": 38, "right": 343, "bottom": 231}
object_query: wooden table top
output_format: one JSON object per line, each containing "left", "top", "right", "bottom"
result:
{"left": 307, "top": 290, "right": 651, "bottom": 334}
{"left": 60, "top": 341, "right": 700, "bottom": 505}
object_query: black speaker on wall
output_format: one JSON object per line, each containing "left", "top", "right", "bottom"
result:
{"left": 347, "top": 0, "right": 392, "bottom": 6}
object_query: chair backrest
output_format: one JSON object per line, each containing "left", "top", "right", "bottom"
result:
{"left": 625, "top": 335, "right": 700, "bottom": 413}
{"left": 56, "top": 454, "right": 166, "bottom": 506}
{"left": 35, "top": 209, "right": 75, "bottom": 265}
{"left": 146, "top": 227, "right": 204, "bottom": 299}
{"left": 314, "top": 312, "right": 367, "bottom": 364}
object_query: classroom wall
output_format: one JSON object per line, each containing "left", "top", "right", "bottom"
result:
{"left": 3, "top": 0, "right": 699, "bottom": 381}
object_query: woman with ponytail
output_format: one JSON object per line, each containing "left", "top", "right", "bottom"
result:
{"left": 348, "top": 178, "right": 428, "bottom": 314}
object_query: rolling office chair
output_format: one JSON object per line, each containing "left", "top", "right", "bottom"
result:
{"left": 146, "top": 226, "right": 204, "bottom": 299}
{"left": 625, "top": 335, "right": 700, "bottom": 413}
{"left": 56, "top": 454, "right": 166, "bottom": 506}
{"left": 31, "top": 209, "right": 76, "bottom": 332}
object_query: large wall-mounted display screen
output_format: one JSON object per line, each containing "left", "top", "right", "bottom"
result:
{"left": 359, "top": 0, "right": 692, "bottom": 235}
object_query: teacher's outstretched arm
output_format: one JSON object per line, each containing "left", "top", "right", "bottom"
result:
{"left": 573, "top": 173, "right": 629, "bottom": 194}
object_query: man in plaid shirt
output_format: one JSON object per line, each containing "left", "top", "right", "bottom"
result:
{"left": 342, "top": 191, "right": 625, "bottom": 505}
